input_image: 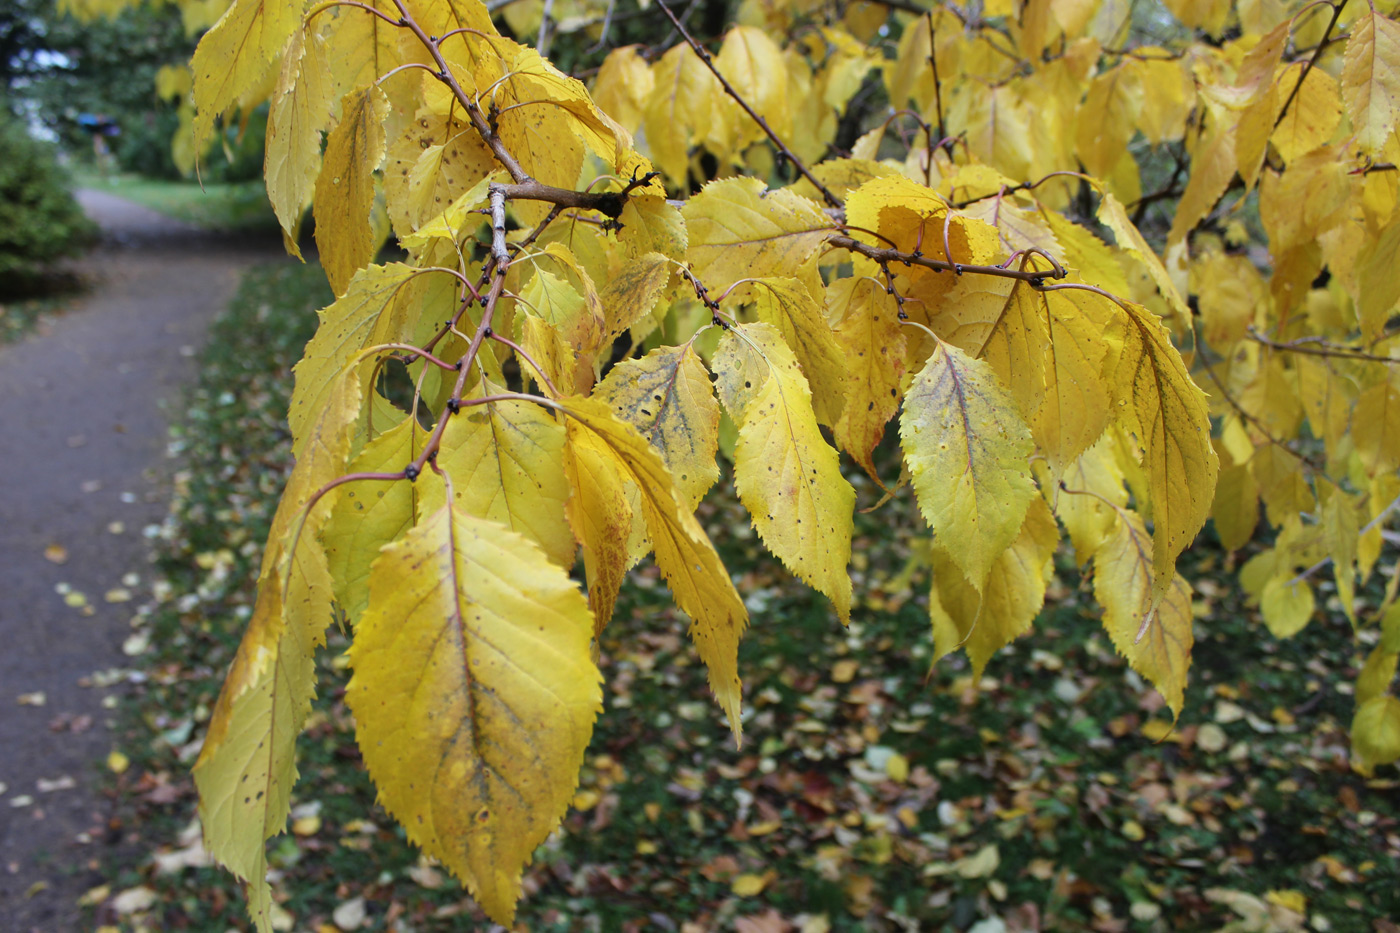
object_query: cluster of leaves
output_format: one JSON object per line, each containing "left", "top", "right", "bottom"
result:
{"left": 98, "top": 266, "right": 1400, "bottom": 929}
{"left": 66, "top": 0, "right": 1400, "bottom": 926}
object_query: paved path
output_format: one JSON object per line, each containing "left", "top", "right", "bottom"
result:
{"left": 0, "top": 191, "right": 281, "bottom": 931}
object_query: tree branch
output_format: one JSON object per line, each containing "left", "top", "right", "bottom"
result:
{"left": 654, "top": 0, "right": 841, "bottom": 208}
{"left": 1274, "top": 0, "right": 1348, "bottom": 131}
{"left": 827, "top": 235, "right": 1067, "bottom": 284}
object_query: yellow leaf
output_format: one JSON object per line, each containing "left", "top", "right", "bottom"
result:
{"left": 562, "top": 397, "right": 748, "bottom": 735}
{"left": 831, "top": 658, "right": 859, "bottom": 683}
{"left": 928, "top": 498, "right": 1058, "bottom": 677}
{"left": 321, "top": 0, "right": 409, "bottom": 110}
{"left": 562, "top": 416, "right": 637, "bottom": 632}
{"left": 845, "top": 174, "right": 1001, "bottom": 273}
{"left": 1094, "top": 512, "right": 1194, "bottom": 720}
{"left": 1357, "top": 644, "right": 1399, "bottom": 707}
{"left": 617, "top": 195, "right": 688, "bottom": 260}
{"left": 1259, "top": 144, "right": 1354, "bottom": 252}
{"left": 1097, "top": 193, "right": 1191, "bottom": 325}
{"left": 107, "top": 750, "right": 130, "bottom": 774}
{"left": 1260, "top": 573, "right": 1315, "bottom": 638}
{"left": 644, "top": 43, "right": 718, "bottom": 187}
{"left": 1052, "top": 438, "right": 1128, "bottom": 565}
{"left": 421, "top": 382, "right": 575, "bottom": 569}
{"left": 1357, "top": 219, "right": 1400, "bottom": 339}
{"left": 346, "top": 505, "right": 601, "bottom": 926}
{"left": 399, "top": 171, "right": 501, "bottom": 253}
{"left": 1321, "top": 480, "right": 1360, "bottom": 625}
{"left": 1164, "top": 112, "right": 1238, "bottom": 247}
{"left": 794, "top": 157, "right": 899, "bottom": 203}
{"left": 383, "top": 99, "right": 498, "bottom": 239}
{"left": 1102, "top": 297, "right": 1219, "bottom": 605}
{"left": 1353, "top": 381, "right": 1400, "bottom": 476}
{"left": 1211, "top": 462, "right": 1260, "bottom": 552}
{"left": 289, "top": 263, "right": 423, "bottom": 456}
{"left": 1251, "top": 443, "right": 1316, "bottom": 524}
{"left": 1342, "top": 6, "right": 1400, "bottom": 156}
{"left": 715, "top": 25, "right": 791, "bottom": 146}
{"left": 1265, "top": 890, "right": 1308, "bottom": 915}
{"left": 1140, "top": 719, "right": 1176, "bottom": 743}
{"left": 682, "top": 176, "right": 834, "bottom": 293}
{"left": 324, "top": 417, "right": 421, "bottom": 626}
{"left": 1036, "top": 286, "right": 1114, "bottom": 472}
{"left": 1137, "top": 57, "right": 1193, "bottom": 145}
{"left": 739, "top": 277, "right": 846, "bottom": 426}
{"left": 1352, "top": 695, "right": 1400, "bottom": 772}
{"left": 598, "top": 252, "right": 673, "bottom": 342}
{"left": 1271, "top": 61, "right": 1343, "bottom": 163}
{"left": 592, "top": 45, "right": 654, "bottom": 135}
{"left": 517, "top": 315, "right": 574, "bottom": 396}
{"left": 949, "top": 82, "right": 1033, "bottom": 183}
{"left": 1040, "top": 208, "right": 1133, "bottom": 297}
{"left": 731, "top": 873, "right": 768, "bottom": 896}
{"left": 265, "top": 25, "right": 335, "bottom": 246}
{"left": 595, "top": 343, "right": 720, "bottom": 511}
{"left": 900, "top": 336, "right": 1035, "bottom": 590}
{"left": 189, "top": 0, "right": 300, "bottom": 159}
{"left": 830, "top": 275, "right": 906, "bottom": 482}
{"left": 1163, "top": 0, "right": 1228, "bottom": 35}
{"left": 975, "top": 276, "right": 1047, "bottom": 426}
{"left": 715, "top": 323, "right": 855, "bottom": 621}
{"left": 954, "top": 844, "right": 1000, "bottom": 879}
{"left": 1076, "top": 61, "right": 1144, "bottom": 181}
{"left": 314, "top": 85, "right": 391, "bottom": 296}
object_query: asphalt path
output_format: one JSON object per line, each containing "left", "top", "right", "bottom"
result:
{"left": 0, "top": 190, "right": 280, "bottom": 931}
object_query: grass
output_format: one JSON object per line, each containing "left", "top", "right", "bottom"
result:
{"left": 71, "top": 169, "right": 278, "bottom": 233}
{"left": 93, "top": 259, "right": 1400, "bottom": 932}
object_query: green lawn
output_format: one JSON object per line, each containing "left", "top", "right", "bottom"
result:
{"left": 71, "top": 169, "right": 278, "bottom": 233}
{"left": 92, "top": 260, "right": 1400, "bottom": 932}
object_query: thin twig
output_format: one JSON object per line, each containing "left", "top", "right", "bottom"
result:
{"left": 490, "top": 331, "right": 561, "bottom": 397}
{"left": 1274, "top": 0, "right": 1348, "bottom": 131}
{"left": 827, "top": 235, "right": 1067, "bottom": 284}
{"left": 654, "top": 0, "right": 841, "bottom": 208}
{"left": 1248, "top": 327, "right": 1400, "bottom": 364}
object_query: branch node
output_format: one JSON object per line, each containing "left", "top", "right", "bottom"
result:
{"left": 404, "top": 463, "right": 421, "bottom": 481}
{"left": 446, "top": 398, "right": 462, "bottom": 414}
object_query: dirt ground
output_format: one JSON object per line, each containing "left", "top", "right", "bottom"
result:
{"left": 0, "top": 191, "right": 281, "bottom": 931}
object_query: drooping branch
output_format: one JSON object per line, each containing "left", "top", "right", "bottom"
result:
{"left": 654, "top": 0, "right": 842, "bottom": 208}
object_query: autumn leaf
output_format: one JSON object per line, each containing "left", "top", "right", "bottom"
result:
{"left": 900, "top": 335, "right": 1035, "bottom": 591}
{"left": 594, "top": 343, "right": 720, "bottom": 510}
{"left": 1093, "top": 511, "right": 1194, "bottom": 720}
{"left": 561, "top": 396, "right": 748, "bottom": 736}
{"left": 1101, "top": 296, "right": 1219, "bottom": 605}
{"left": 682, "top": 176, "right": 834, "bottom": 292}
{"left": 1342, "top": 5, "right": 1400, "bottom": 156}
{"left": 346, "top": 504, "right": 602, "bottom": 926}
{"left": 314, "top": 85, "right": 390, "bottom": 296}
{"left": 714, "top": 322, "right": 855, "bottom": 622}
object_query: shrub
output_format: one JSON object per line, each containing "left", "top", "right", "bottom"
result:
{"left": 0, "top": 114, "right": 97, "bottom": 285}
